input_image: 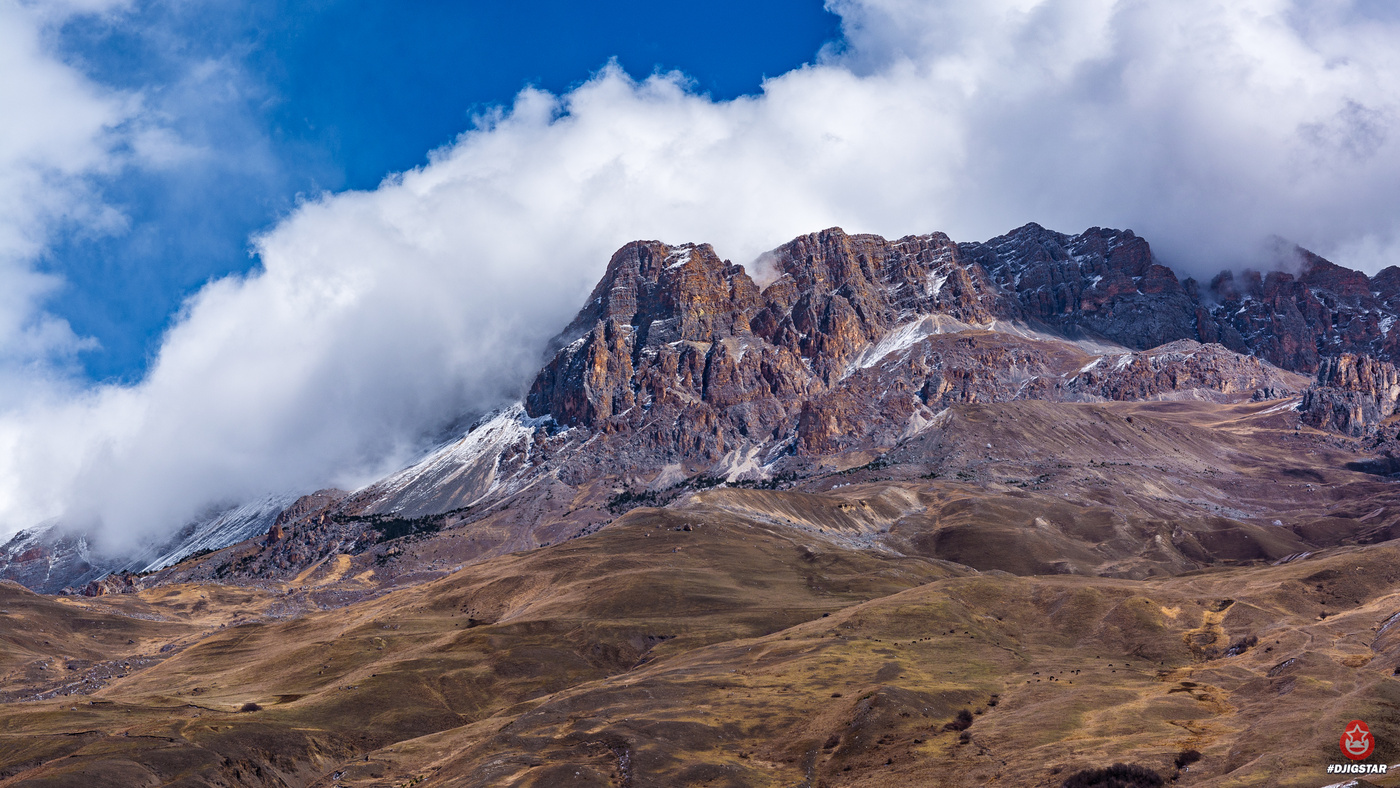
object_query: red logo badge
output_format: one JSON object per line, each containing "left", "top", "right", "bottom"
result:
{"left": 1342, "top": 720, "right": 1375, "bottom": 760}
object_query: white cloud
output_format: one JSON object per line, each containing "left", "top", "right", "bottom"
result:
{"left": 0, "top": 0, "right": 130, "bottom": 377}
{"left": 2, "top": 0, "right": 1400, "bottom": 552}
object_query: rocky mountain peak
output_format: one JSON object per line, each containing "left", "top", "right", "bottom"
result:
{"left": 562, "top": 240, "right": 760, "bottom": 348}
{"left": 755, "top": 227, "right": 1003, "bottom": 383}
{"left": 525, "top": 226, "right": 1013, "bottom": 435}
{"left": 520, "top": 224, "right": 1326, "bottom": 481}
{"left": 1296, "top": 247, "right": 1374, "bottom": 300}
{"left": 525, "top": 240, "right": 766, "bottom": 429}
{"left": 963, "top": 224, "right": 1193, "bottom": 351}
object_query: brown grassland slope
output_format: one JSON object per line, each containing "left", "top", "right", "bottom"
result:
{"left": 2, "top": 399, "right": 1400, "bottom": 787}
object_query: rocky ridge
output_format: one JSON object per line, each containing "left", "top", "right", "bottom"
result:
{"left": 5, "top": 224, "right": 1400, "bottom": 788}
{"left": 0, "top": 495, "right": 295, "bottom": 595}
{"left": 972, "top": 224, "right": 1400, "bottom": 372}
{"left": 1, "top": 223, "right": 1391, "bottom": 593}
{"left": 518, "top": 226, "right": 1313, "bottom": 475}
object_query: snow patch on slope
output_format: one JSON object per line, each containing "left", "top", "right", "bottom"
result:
{"left": 719, "top": 444, "right": 766, "bottom": 482}
{"left": 666, "top": 246, "right": 693, "bottom": 269}
{"left": 1255, "top": 398, "right": 1302, "bottom": 416}
{"left": 926, "top": 273, "right": 950, "bottom": 297}
{"left": 848, "top": 315, "right": 978, "bottom": 375}
{"left": 356, "top": 404, "right": 539, "bottom": 514}
{"left": 136, "top": 493, "right": 297, "bottom": 573}
{"left": 0, "top": 522, "right": 105, "bottom": 593}
{"left": 845, "top": 313, "right": 1135, "bottom": 381}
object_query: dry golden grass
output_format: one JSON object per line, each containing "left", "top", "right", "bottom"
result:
{"left": 2, "top": 399, "right": 1398, "bottom": 787}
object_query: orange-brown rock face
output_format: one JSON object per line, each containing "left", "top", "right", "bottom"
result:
{"left": 522, "top": 228, "right": 1022, "bottom": 472}
{"left": 755, "top": 229, "right": 1006, "bottom": 383}
{"left": 526, "top": 241, "right": 768, "bottom": 431}
{"left": 519, "top": 225, "right": 1317, "bottom": 483}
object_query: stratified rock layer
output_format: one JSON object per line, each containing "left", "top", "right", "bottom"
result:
{"left": 1300, "top": 353, "right": 1400, "bottom": 436}
{"left": 522, "top": 226, "right": 1312, "bottom": 478}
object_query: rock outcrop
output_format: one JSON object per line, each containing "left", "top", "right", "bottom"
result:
{"left": 970, "top": 225, "right": 1400, "bottom": 373}
{"left": 79, "top": 571, "right": 138, "bottom": 597}
{"left": 1300, "top": 353, "right": 1400, "bottom": 436}
{"left": 522, "top": 226, "right": 1313, "bottom": 474}
{"left": 1065, "top": 340, "right": 1305, "bottom": 403}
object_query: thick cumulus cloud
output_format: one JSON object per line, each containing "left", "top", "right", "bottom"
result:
{"left": 2, "top": 0, "right": 1399, "bottom": 550}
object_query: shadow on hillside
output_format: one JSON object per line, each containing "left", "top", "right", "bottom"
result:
{"left": 1346, "top": 455, "right": 1400, "bottom": 477}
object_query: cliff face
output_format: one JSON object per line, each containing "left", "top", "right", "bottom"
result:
{"left": 967, "top": 225, "right": 1400, "bottom": 373}
{"left": 966, "top": 224, "right": 1194, "bottom": 350}
{"left": 1300, "top": 353, "right": 1400, "bottom": 437}
{"left": 522, "top": 225, "right": 1313, "bottom": 481}
{"left": 527, "top": 224, "right": 1397, "bottom": 446}
{"left": 524, "top": 230, "right": 1010, "bottom": 439}
{"left": 1195, "top": 250, "right": 1394, "bottom": 373}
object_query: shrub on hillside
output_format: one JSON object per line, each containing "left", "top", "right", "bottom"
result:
{"left": 1174, "top": 749, "right": 1202, "bottom": 769}
{"left": 1061, "top": 763, "right": 1164, "bottom": 788}
{"left": 944, "top": 709, "right": 974, "bottom": 731}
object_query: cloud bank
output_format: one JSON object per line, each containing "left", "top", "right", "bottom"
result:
{"left": 2, "top": 0, "right": 1399, "bottom": 551}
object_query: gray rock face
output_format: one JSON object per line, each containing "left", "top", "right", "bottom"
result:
{"left": 965, "top": 224, "right": 1400, "bottom": 373}
{"left": 965, "top": 224, "right": 1199, "bottom": 350}
{"left": 0, "top": 527, "right": 104, "bottom": 596}
{"left": 1300, "top": 353, "right": 1400, "bottom": 436}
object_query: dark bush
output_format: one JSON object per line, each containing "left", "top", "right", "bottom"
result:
{"left": 730, "top": 471, "right": 799, "bottom": 489}
{"left": 1174, "top": 749, "right": 1202, "bottom": 769}
{"left": 944, "top": 708, "right": 974, "bottom": 731}
{"left": 1224, "top": 635, "right": 1258, "bottom": 657}
{"left": 1061, "top": 763, "right": 1164, "bottom": 788}
{"left": 239, "top": 702, "right": 262, "bottom": 712}
{"left": 606, "top": 488, "right": 665, "bottom": 514}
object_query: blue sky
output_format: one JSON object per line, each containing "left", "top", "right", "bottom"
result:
{"left": 47, "top": 0, "right": 842, "bottom": 383}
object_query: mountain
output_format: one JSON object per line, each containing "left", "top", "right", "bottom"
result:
{"left": 2, "top": 223, "right": 1399, "bottom": 787}
{"left": 0, "top": 526, "right": 103, "bottom": 596}
{"left": 11, "top": 222, "right": 1399, "bottom": 593}
{"left": 968, "top": 225, "right": 1400, "bottom": 372}
{"left": 0, "top": 494, "right": 295, "bottom": 595}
